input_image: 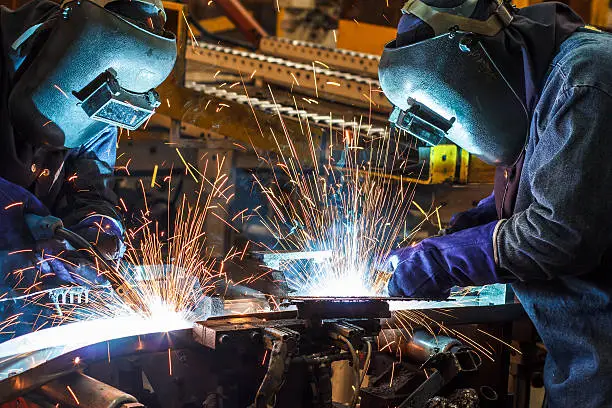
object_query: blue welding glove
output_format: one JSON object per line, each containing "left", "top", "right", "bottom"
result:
{"left": 387, "top": 221, "right": 510, "bottom": 298}
{"left": 0, "top": 177, "right": 105, "bottom": 290}
{"left": 70, "top": 215, "right": 125, "bottom": 260}
{"left": 35, "top": 238, "right": 109, "bottom": 286}
{"left": 446, "top": 192, "right": 497, "bottom": 234}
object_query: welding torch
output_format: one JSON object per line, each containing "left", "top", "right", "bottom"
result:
{"left": 24, "top": 213, "right": 131, "bottom": 301}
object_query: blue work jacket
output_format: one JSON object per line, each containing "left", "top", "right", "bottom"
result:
{"left": 496, "top": 30, "right": 612, "bottom": 406}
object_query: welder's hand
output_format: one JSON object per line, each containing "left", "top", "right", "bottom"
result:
{"left": 35, "top": 238, "right": 109, "bottom": 287}
{"left": 445, "top": 192, "right": 497, "bottom": 235}
{"left": 70, "top": 215, "right": 125, "bottom": 260}
{"left": 387, "top": 221, "right": 509, "bottom": 298}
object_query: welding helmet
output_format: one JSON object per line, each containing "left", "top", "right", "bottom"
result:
{"left": 378, "top": 0, "right": 528, "bottom": 166}
{"left": 8, "top": 0, "right": 177, "bottom": 148}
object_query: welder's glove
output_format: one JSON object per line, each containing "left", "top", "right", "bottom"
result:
{"left": 70, "top": 215, "right": 125, "bottom": 260}
{"left": 445, "top": 192, "right": 497, "bottom": 235}
{"left": 0, "top": 177, "right": 107, "bottom": 290}
{"left": 387, "top": 221, "right": 510, "bottom": 298}
{"left": 35, "top": 238, "right": 109, "bottom": 287}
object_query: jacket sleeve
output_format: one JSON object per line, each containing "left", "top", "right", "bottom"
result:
{"left": 56, "top": 126, "right": 123, "bottom": 228}
{"left": 495, "top": 85, "right": 612, "bottom": 280}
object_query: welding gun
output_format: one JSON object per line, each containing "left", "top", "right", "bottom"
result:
{"left": 24, "top": 213, "right": 129, "bottom": 304}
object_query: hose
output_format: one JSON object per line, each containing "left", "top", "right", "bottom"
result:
{"left": 360, "top": 340, "right": 372, "bottom": 386}
{"left": 337, "top": 334, "right": 360, "bottom": 408}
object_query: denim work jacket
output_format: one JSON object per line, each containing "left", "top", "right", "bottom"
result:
{"left": 496, "top": 30, "right": 612, "bottom": 406}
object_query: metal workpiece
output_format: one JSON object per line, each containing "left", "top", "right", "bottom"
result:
{"left": 264, "top": 326, "right": 301, "bottom": 352}
{"left": 258, "top": 37, "right": 380, "bottom": 77}
{"left": 186, "top": 82, "right": 388, "bottom": 138}
{"left": 377, "top": 329, "right": 475, "bottom": 365}
{"left": 406, "top": 331, "right": 464, "bottom": 364}
{"left": 37, "top": 372, "right": 141, "bottom": 408}
{"left": 329, "top": 321, "right": 365, "bottom": 341}
{"left": 187, "top": 41, "right": 391, "bottom": 111}
{"left": 289, "top": 297, "right": 391, "bottom": 320}
{"left": 192, "top": 315, "right": 306, "bottom": 350}
{"left": 0, "top": 329, "right": 194, "bottom": 402}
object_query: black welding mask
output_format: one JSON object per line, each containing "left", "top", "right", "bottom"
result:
{"left": 378, "top": 0, "right": 529, "bottom": 166}
{"left": 8, "top": 0, "right": 177, "bottom": 148}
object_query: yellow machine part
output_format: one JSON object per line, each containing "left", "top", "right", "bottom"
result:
{"left": 335, "top": 19, "right": 397, "bottom": 55}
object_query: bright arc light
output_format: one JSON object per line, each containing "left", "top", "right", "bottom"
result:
{"left": 308, "top": 276, "right": 377, "bottom": 297}
{"left": 0, "top": 312, "right": 192, "bottom": 381}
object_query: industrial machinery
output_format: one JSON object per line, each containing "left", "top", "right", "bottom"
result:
{"left": 0, "top": 296, "right": 527, "bottom": 408}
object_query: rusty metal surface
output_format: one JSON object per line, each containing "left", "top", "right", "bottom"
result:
{"left": 186, "top": 41, "right": 391, "bottom": 111}
{"left": 259, "top": 36, "right": 380, "bottom": 77}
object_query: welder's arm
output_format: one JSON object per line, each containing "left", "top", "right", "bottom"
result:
{"left": 387, "top": 221, "right": 507, "bottom": 297}
{"left": 495, "top": 86, "right": 612, "bottom": 280}
{"left": 446, "top": 192, "right": 496, "bottom": 234}
{"left": 57, "top": 127, "right": 125, "bottom": 259}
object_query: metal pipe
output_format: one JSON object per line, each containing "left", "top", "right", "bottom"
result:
{"left": 378, "top": 329, "right": 462, "bottom": 363}
{"left": 37, "top": 372, "right": 141, "bottom": 408}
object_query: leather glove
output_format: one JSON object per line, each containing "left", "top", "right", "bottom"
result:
{"left": 387, "top": 221, "right": 510, "bottom": 298}
{"left": 70, "top": 215, "right": 125, "bottom": 260}
{"left": 445, "top": 192, "right": 497, "bottom": 234}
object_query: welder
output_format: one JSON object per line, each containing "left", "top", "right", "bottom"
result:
{"left": 0, "top": 0, "right": 176, "bottom": 339}
{"left": 379, "top": 0, "right": 612, "bottom": 405}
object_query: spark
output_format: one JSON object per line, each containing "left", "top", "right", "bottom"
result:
{"left": 476, "top": 329, "right": 522, "bottom": 355}
{"left": 119, "top": 197, "right": 128, "bottom": 212}
{"left": 362, "top": 93, "right": 378, "bottom": 107}
{"left": 0, "top": 159, "right": 245, "bottom": 375}
{"left": 311, "top": 62, "right": 319, "bottom": 98}
{"left": 290, "top": 72, "right": 300, "bottom": 86}
{"left": 8, "top": 249, "right": 32, "bottom": 255}
{"left": 175, "top": 148, "right": 199, "bottom": 182}
{"left": 182, "top": 10, "right": 199, "bottom": 48}
{"left": 53, "top": 84, "right": 70, "bottom": 100}
{"left": 4, "top": 202, "right": 23, "bottom": 210}
{"left": 168, "top": 348, "right": 173, "bottom": 375}
{"left": 67, "top": 385, "right": 80, "bottom": 405}
{"left": 326, "top": 81, "right": 341, "bottom": 87}
{"left": 73, "top": 356, "right": 81, "bottom": 365}
{"left": 252, "top": 116, "right": 414, "bottom": 297}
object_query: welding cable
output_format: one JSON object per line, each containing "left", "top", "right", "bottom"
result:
{"left": 360, "top": 340, "right": 373, "bottom": 387}
{"left": 337, "top": 334, "right": 360, "bottom": 408}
